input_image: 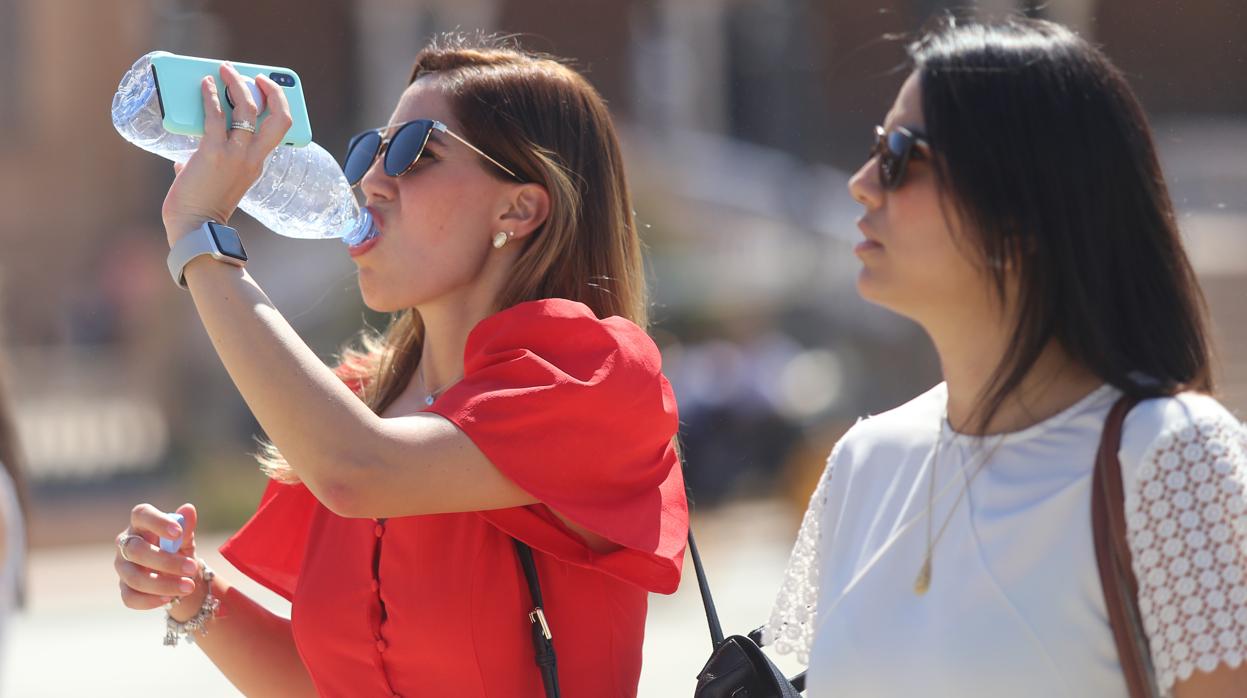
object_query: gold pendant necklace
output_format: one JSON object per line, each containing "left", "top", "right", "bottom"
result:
{"left": 914, "top": 556, "right": 933, "bottom": 595}
{"left": 915, "top": 426, "right": 946, "bottom": 596}
{"left": 913, "top": 416, "right": 1005, "bottom": 596}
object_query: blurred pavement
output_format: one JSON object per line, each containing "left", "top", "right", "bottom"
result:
{"left": 2, "top": 498, "right": 805, "bottom": 697}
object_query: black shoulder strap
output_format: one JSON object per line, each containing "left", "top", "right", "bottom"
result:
{"left": 687, "top": 529, "right": 726, "bottom": 647}
{"left": 516, "top": 529, "right": 811, "bottom": 697}
{"left": 513, "top": 539, "right": 560, "bottom": 698}
{"left": 692, "top": 529, "right": 807, "bottom": 692}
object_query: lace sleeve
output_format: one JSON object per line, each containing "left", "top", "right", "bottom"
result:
{"left": 1125, "top": 408, "right": 1247, "bottom": 693}
{"left": 761, "top": 441, "right": 842, "bottom": 664}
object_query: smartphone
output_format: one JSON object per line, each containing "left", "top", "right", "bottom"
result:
{"left": 149, "top": 51, "right": 313, "bottom": 147}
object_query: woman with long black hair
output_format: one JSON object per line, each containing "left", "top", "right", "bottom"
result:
{"left": 764, "top": 17, "right": 1246, "bottom": 697}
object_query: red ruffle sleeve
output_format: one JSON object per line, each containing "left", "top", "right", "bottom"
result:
{"left": 218, "top": 479, "right": 319, "bottom": 601}
{"left": 428, "top": 298, "right": 688, "bottom": 593}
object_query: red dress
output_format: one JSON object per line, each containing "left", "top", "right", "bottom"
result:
{"left": 219, "top": 299, "right": 688, "bottom": 697}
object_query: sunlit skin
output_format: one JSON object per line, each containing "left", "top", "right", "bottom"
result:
{"left": 349, "top": 76, "right": 551, "bottom": 399}
{"left": 351, "top": 84, "right": 517, "bottom": 315}
{"left": 847, "top": 72, "right": 1244, "bottom": 698}
{"left": 848, "top": 72, "right": 989, "bottom": 325}
{"left": 848, "top": 71, "right": 1101, "bottom": 435}
{"left": 352, "top": 80, "right": 533, "bottom": 311}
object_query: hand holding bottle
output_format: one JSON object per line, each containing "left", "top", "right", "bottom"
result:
{"left": 161, "top": 63, "right": 293, "bottom": 247}
{"left": 113, "top": 51, "right": 373, "bottom": 243}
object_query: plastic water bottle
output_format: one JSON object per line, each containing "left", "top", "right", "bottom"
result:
{"left": 110, "top": 51, "right": 373, "bottom": 245}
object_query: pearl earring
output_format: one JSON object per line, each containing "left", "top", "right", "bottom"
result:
{"left": 492, "top": 231, "right": 514, "bottom": 249}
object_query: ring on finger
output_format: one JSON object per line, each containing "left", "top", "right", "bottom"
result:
{"left": 117, "top": 533, "right": 145, "bottom": 563}
{"left": 229, "top": 119, "right": 256, "bottom": 134}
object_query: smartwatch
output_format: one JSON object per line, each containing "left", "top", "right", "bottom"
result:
{"left": 166, "top": 221, "right": 248, "bottom": 288}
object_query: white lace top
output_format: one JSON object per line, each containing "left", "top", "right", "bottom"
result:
{"left": 764, "top": 384, "right": 1247, "bottom": 697}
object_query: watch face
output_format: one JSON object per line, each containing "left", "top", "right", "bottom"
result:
{"left": 208, "top": 223, "right": 248, "bottom": 262}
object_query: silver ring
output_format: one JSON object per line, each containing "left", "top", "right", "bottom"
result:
{"left": 117, "top": 533, "right": 144, "bottom": 563}
{"left": 229, "top": 119, "right": 256, "bottom": 134}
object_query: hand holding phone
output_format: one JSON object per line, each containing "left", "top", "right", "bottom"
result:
{"left": 149, "top": 52, "right": 313, "bottom": 147}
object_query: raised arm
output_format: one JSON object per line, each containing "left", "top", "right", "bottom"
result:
{"left": 158, "top": 65, "right": 536, "bottom": 519}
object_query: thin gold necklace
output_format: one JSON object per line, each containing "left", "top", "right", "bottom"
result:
{"left": 914, "top": 417, "right": 1006, "bottom": 595}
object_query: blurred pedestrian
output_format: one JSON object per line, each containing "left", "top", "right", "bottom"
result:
{"left": 763, "top": 17, "right": 1247, "bottom": 698}
{"left": 112, "top": 34, "right": 686, "bottom": 697}
{"left": 0, "top": 362, "right": 28, "bottom": 674}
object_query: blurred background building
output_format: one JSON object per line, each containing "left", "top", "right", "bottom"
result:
{"left": 0, "top": 0, "right": 1243, "bottom": 693}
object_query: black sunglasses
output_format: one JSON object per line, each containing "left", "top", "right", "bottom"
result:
{"left": 870, "top": 125, "right": 931, "bottom": 190}
{"left": 342, "top": 119, "right": 522, "bottom": 187}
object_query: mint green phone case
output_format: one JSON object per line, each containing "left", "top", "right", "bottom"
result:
{"left": 149, "top": 52, "right": 313, "bottom": 147}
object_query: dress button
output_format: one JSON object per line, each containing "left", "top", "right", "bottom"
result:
{"left": 376, "top": 639, "right": 387, "bottom": 653}
{"left": 374, "top": 523, "right": 384, "bottom": 538}
{"left": 370, "top": 579, "right": 380, "bottom": 593}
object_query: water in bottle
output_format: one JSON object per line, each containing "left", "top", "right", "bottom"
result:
{"left": 111, "top": 51, "right": 373, "bottom": 245}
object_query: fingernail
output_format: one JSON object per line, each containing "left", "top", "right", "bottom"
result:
{"left": 181, "top": 560, "right": 198, "bottom": 575}
{"left": 167, "top": 525, "right": 181, "bottom": 538}
{"left": 178, "top": 579, "right": 194, "bottom": 594}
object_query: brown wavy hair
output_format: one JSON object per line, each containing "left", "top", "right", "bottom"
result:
{"left": 260, "top": 34, "right": 648, "bottom": 480}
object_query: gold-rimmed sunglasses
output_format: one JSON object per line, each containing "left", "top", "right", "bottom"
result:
{"left": 342, "top": 119, "right": 522, "bottom": 186}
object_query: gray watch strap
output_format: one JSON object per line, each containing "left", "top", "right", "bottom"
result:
{"left": 166, "top": 221, "right": 245, "bottom": 288}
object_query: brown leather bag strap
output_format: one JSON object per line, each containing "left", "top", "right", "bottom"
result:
{"left": 1091, "top": 395, "right": 1162, "bottom": 698}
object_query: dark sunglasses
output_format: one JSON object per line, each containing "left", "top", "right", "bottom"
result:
{"left": 870, "top": 125, "right": 931, "bottom": 190}
{"left": 342, "top": 119, "right": 522, "bottom": 187}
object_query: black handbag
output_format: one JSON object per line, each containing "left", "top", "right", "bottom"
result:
{"left": 689, "top": 530, "right": 806, "bottom": 697}
{"left": 514, "top": 531, "right": 805, "bottom": 697}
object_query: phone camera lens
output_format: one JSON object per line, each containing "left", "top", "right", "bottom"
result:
{"left": 270, "top": 72, "right": 295, "bottom": 87}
